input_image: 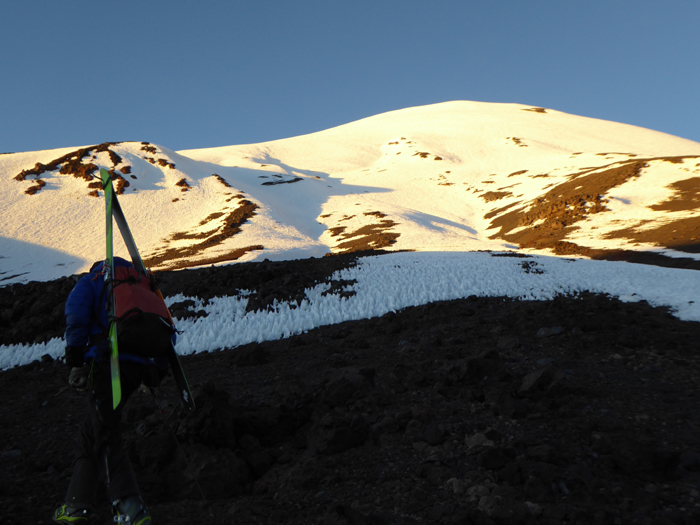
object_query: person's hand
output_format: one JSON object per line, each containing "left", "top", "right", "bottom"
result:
{"left": 68, "top": 367, "right": 89, "bottom": 392}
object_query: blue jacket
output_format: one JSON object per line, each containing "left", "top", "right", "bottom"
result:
{"left": 64, "top": 257, "right": 172, "bottom": 366}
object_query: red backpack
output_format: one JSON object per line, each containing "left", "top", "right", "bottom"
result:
{"left": 111, "top": 266, "right": 175, "bottom": 358}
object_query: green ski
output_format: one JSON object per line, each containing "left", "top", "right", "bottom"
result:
{"left": 100, "top": 169, "right": 122, "bottom": 409}
{"left": 99, "top": 169, "right": 195, "bottom": 411}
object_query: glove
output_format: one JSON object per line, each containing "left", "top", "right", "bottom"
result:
{"left": 68, "top": 367, "right": 90, "bottom": 392}
{"left": 65, "top": 345, "right": 87, "bottom": 368}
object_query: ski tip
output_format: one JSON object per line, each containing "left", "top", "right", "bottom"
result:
{"left": 100, "top": 168, "right": 112, "bottom": 187}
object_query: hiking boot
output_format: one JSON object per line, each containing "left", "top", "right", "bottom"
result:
{"left": 112, "top": 495, "right": 151, "bottom": 524}
{"left": 53, "top": 505, "right": 89, "bottom": 523}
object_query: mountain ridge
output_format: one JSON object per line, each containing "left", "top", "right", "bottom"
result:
{"left": 3, "top": 101, "right": 700, "bottom": 285}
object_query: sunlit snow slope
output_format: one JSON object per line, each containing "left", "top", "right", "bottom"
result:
{"left": 3, "top": 101, "right": 700, "bottom": 285}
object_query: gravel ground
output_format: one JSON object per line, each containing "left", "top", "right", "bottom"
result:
{"left": 2, "top": 253, "right": 700, "bottom": 524}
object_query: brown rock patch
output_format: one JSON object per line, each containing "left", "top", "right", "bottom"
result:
{"left": 333, "top": 220, "right": 400, "bottom": 254}
{"left": 156, "top": 245, "right": 265, "bottom": 271}
{"left": 480, "top": 191, "right": 513, "bottom": 203}
{"left": 24, "top": 179, "right": 46, "bottom": 195}
{"left": 328, "top": 227, "right": 347, "bottom": 238}
{"left": 12, "top": 142, "right": 137, "bottom": 196}
{"left": 14, "top": 143, "right": 117, "bottom": 181}
{"left": 175, "top": 178, "right": 191, "bottom": 192}
{"left": 110, "top": 171, "right": 130, "bottom": 195}
{"left": 143, "top": 199, "right": 260, "bottom": 270}
{"left": 213, "top": 174, "right": 233, "bottom": 188}
{"left": 157, "top": 158, "right": 176, "bottom": 169}
{"left": 649, "top": 177, "right": 700, "bottom": 212}
{"left": 483, "top": 201, "right": 521, "bottom": 220}
{"left": 663, "top": 157, "right": 688, "bottom": 164}
{"left": 488, "top": 161, "right": 647, "bottom": 249}
{"left": 605, "top": 216, "right": 700, "bottom": 253}
{"left": 487, "top": 155, "right": 700, "bottom": 264}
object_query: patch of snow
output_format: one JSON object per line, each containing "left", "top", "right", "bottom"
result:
{"left": 2, "top": 251, "right": 698, "bottom": 369}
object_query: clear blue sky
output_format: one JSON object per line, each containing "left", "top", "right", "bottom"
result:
{"left": 2, "top": 1, "right": 699, "bottom": 153}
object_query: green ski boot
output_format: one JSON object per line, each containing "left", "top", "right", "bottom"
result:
{"left": 112, "top": 496, "right": 151, "bottom": 524}
{"left": 52, "top": 505, "right": 89, "bottom": 523}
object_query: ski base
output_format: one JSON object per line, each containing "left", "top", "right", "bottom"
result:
{"left": 101, "top": 169, "right": 122, "bottom": 410}
{"left": 99, "top": 168, "right": 194, "bottom": 412}
{"left": 109, "top": 324, "right": 122, "bottom": 409}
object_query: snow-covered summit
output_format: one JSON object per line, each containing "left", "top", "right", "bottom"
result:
{"left": 2, "top": 101, "right": 700, "bottom": 285}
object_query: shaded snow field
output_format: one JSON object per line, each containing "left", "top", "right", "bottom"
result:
{"left": 1, "top": 251, "right": 698, "bottom": 370}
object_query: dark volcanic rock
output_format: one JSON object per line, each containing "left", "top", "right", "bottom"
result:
{"left": 1, "top": 254, "right": 700, "bottom": 524}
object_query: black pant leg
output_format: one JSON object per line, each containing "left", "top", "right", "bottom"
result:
{"left": 64, "top": 361, "right": 146, "bottom": 506}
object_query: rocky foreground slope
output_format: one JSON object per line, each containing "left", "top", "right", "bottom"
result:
{"left": 2, "top": 253, "right": 700, "bottom": 524}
